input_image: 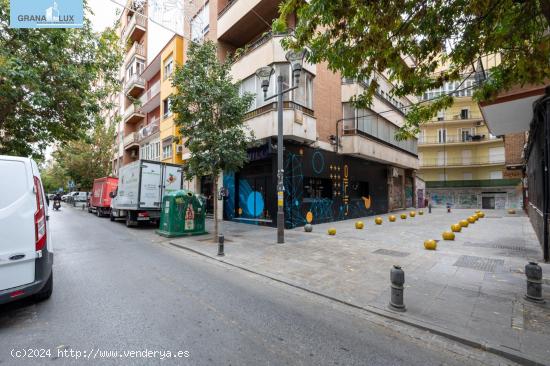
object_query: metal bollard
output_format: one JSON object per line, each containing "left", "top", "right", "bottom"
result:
{"left": 217, "top": 234, "right": 225, "bottom": 256}
{"left": 428, "top": 203, "right": 432, "bottom": 214}
{"left": 389, "top": 265, "right": 406, "bottom": 312}
{"left": 525, "top": 262, "right": 545, "bottom": 303}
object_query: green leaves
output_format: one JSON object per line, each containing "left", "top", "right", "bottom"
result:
{"left": 0, "top": 0, "right": 122, "bottom": 159}
{"left": 170, "top": 41, "right": 255, "bottom": 181}
{"left": 277, "top": 0, "right": 550, "bottom": 134}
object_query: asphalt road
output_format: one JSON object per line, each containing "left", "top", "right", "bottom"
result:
{"left": 0, "top": 204, "right": 512, "bottom": 365}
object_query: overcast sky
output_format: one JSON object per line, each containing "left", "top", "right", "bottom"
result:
{"left": 87, "top": 0, "right": 122, "bottom": 31}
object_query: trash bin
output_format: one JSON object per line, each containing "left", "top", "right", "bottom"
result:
{"left": 157, "top": 189, "right": 207, "bottom": 237}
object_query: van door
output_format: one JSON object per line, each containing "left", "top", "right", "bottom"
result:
{"left": 0, "top": 158, "right": 36, "bottom": 291}
{"left": 139, "top": 161, "right": 162, "bottom": 208}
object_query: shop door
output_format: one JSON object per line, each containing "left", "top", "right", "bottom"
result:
{"left": 239, "top": 175, "right": 273, "bottom": 223}
{"left": 482, "top": 196, "right": 495, "bottom": 209}
{"left": 200, "top": 176, "right": 214, "bottom": 214}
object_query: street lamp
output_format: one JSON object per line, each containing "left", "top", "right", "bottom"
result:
{"left": 255, "top": 49, "right": 307, "bottom": 244}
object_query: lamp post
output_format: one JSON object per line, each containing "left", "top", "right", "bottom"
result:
{"left": 256, "top": 49, "right": 307, "bottom": 244}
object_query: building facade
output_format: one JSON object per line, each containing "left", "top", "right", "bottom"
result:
{"left": 417, "top": 79, "right": 522, "bottom": 209}
{"left": 189, "top": 0, "right": 419, "bottom": 227}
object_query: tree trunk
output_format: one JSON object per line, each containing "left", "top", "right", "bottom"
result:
{"left": 212, "top": 171, "right": 218, "bottom": 242}
{"left": 541, "top": 0, "right": 550, "bottom": 28}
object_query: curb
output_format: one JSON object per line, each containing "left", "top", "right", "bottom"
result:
{"left": 168, "top": 241, "right": 547, "bottom": 366}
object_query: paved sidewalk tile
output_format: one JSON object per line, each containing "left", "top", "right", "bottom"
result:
{"left": 171, "top": 208, "right": 550, "bottom": 364}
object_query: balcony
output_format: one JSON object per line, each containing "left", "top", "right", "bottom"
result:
{"left": 122, "top": 13, "right": 146, "bottom": 43}
{"left": 138, "top": 118, "right": 160, "bottom": 141}
{"left": 426, "top": 112, "right": 484, "bottom": 125}
{"left": 242, "top": 101, "right": 317, "bottom": 143}
{"left": 420, "top": 155, "right": 505, "bottom": 168}
{"left": 340, "top": 115, "right": 419, "bottom": 169}
{"left": 426, "top": 179, "right": 522, "bottom": 188}
{"left": 419, "top": 134, "right": 502, "bottom": 146}
{"left": 123, "top": 103, "right": 145, "bottom": 124}
{"left": 139, "top": 80, "right": 161, "bottom": 114}
{"left": 124, "top": 74, "right": 145, "bottom": 97}
{"left": 217, "top": 0, "right": 282, "bottom": 47}
{"left": 231, "top": 33, "right": 315, "bottom": 81}
{"left": 123, "top": 132, "right": 139, "bottom": 149}
{"left": 124, "top": 42, "right": 145, "bottom": 66}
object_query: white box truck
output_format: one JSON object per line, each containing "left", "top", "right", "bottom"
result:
{"left": 110, "top": 160, "right": 183, "bottom": 227}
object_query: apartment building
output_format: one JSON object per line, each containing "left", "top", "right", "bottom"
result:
{"left": 188, "top": 0, "right": 419, "bottom": 228}
{"left": 112, "top": 1, "right": 183, "bottom": 173}
{"left": 417, "top": 76, "right": 522, "bottom": 209}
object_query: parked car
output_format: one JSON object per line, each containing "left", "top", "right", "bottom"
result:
{"left": 72, "top": 191, "right": 88, "bottom": 203}
{"left": 0, "top": 155, "right": 53, "bottom": 305}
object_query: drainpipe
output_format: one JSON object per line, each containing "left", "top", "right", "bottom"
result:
{"left": 543, "top": 88, "right": 550, "bottom": 262}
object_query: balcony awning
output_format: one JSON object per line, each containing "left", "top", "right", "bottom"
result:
{"left": 479, "top": 84, "right": 546, "bottom": 136}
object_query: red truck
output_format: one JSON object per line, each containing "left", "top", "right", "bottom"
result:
{"left": 88, "top": 177, "right": 118, "bottom": 217}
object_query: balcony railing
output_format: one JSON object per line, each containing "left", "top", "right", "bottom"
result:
{"left": 122, "top": 13, "right": 146, "bottom": 41}
{"left": 218, "top": 0, "right": 238, "bottom": 17}
{"left": 430, "top": 112, "right": 483, "bottom": 122}
{"left": 139, "top": 80, "right": 160, "bottom": 106}
{"left": 426, "top": 179, "right": 522, "bottom": 188}
{"left": 233, "top": 31, "right": 287, "bottom": 63}
{"left": 123, "top": 132, "right": 139, "bottom": 148}
{"left": 419, "top": 134, "right": 501, "bottom": 145}
{"left": 138, "top": 118, "right": 160, "bottom": 141}
{"left": 243, "top": 101, "right": 314, "bottom": 120}
{"left": 420, "top": 155, "right": 505, "bottom": 167}
{"left": 123, "top": 103, "right": 144, "bottom": 122}
{"left": 342, "top": 114, "right": 417, "bottom": 155}
{"left": 124, "top": 74, "right": 145, "bottom": 95}
{"left": 125, "top": 42, "right": 145, "bottom": 65}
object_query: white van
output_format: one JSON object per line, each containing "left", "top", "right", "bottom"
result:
{"left": 0, "top": 155, "right": 53, "bottom": 304}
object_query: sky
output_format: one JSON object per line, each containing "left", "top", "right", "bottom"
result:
{"left": 87, "top": 0, "right": 121, "bottom": 32}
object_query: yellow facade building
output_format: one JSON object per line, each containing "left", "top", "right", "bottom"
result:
{"left": 159, "top": 35, "right": 186, "bottom": 165}
{"left": 418, "top": 88, "right": 521, "bottom": 209}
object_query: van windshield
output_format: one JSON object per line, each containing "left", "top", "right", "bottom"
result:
{"left": 0, "top": 160, "right": 29, "bottom": 209}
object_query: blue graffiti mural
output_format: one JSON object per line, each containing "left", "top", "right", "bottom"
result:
{"left": 246, "top": 191, "right": 264, "bottom": 217}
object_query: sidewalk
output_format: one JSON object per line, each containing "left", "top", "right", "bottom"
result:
{"left": 170, "top": 209, "right": 550, "bottom": 365}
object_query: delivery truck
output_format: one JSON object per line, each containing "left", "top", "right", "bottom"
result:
{"left": 89, "top": 177, "right": 118, "bottom": 217}
{"left": 110, "top": 160, "right": 183, "bottom": 227}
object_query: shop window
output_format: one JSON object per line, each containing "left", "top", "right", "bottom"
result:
{"left": 303, "top": 177, "right": 332, "bottom": 199}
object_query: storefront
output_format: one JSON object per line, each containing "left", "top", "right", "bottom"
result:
{"left": 223, "top": 142, "right": 391, "bottom": 228}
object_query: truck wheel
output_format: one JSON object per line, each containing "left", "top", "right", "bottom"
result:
{"left": 34, "top": 272, "right": 53, "bottom": 302}
{"left": 110, "top": 212, "right": 115, "bottom": 221}
{"left": 96, "top": 209, "right": 102, "bottom": 218}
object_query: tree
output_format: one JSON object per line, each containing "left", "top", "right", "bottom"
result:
{"left": 50, "top": 122, "right": 115, "bottom": 190}
{"left": 275, "top": 0, "right": 550, "bottom": 137}
{"left": 171, "top": 41, "right": 255, "bottom": 240}
{"left": 0, "top": 0, "right": 122, "bottom": 159}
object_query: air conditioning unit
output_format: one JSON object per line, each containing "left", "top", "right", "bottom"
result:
{"left": 475, "top": 121, "right": 483, "bottom": 126}
{"left": 176, "top": 145, "right": 184, "bottom": 154}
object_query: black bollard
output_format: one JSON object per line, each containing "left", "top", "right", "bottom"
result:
{"left": 428, "top": 203, "right": 432, "bottom": 214}
{"left": 217, "top": 234, "right": 225, "bottom": 256}
{"left": 389, "top": 265, "right": 406, "bottom": 312}
{"left": 525, "top": 262, "right": 545, "bottom": 303}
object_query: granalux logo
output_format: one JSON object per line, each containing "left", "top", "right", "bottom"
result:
{"left": 10, "top": 0, "right": 83, "bottom": 28}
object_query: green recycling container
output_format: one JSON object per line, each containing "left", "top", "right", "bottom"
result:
{"left": 157, "top": 189, "right": 207, "bottom": 237}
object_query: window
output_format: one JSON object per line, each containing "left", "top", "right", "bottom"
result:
{"left": 293, "top": 70, "right": 314, "bottom": 109}
{"left": 438, "top": 129, "right": 447, "bottom": 143}
{"left": 459, "top": 128, "right": 475, "bottom": 141}
{"left": 303, "top": 177, "right": 332, "bottom": 199}
{"left": 162, "top": 138, "right": 173, "bottom": 159}
{"left": 463, "top": 172, "right": 473, "bottom": 180}
{"left": 490, "top": 171, "right": 503, "bottom": 180}
{"left": 437, "top": 110, "right": 445, "bottom": 121}
{"left": 126, "top": 57, "right": 144, "bottom": 80}
{"left": 460, "top": 108, "right": 470, "bottom": 119}
{"left": 140, "top": 141, "right": 161, "bottom": 161}
{"left": 191, "top": 2, "right": 209, "bottom": 42}
{"left": 162, "top": 97, "right": 172, "bottom": 118}
{"left": 163, "top": 55, "right": 173, "bottom": 80}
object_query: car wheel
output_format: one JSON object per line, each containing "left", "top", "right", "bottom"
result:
{"left": 34, "top": 272, "right": 53, "bottom": 302}
{"left": 126, "top": 215, "right": 132, "bottom": 227}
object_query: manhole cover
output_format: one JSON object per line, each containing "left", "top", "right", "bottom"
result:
{"left": 453, "top": 255, "right": 504, "bottom": 272}
{"left": 373, "top": 249, "right": 410, "bottom": 257}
